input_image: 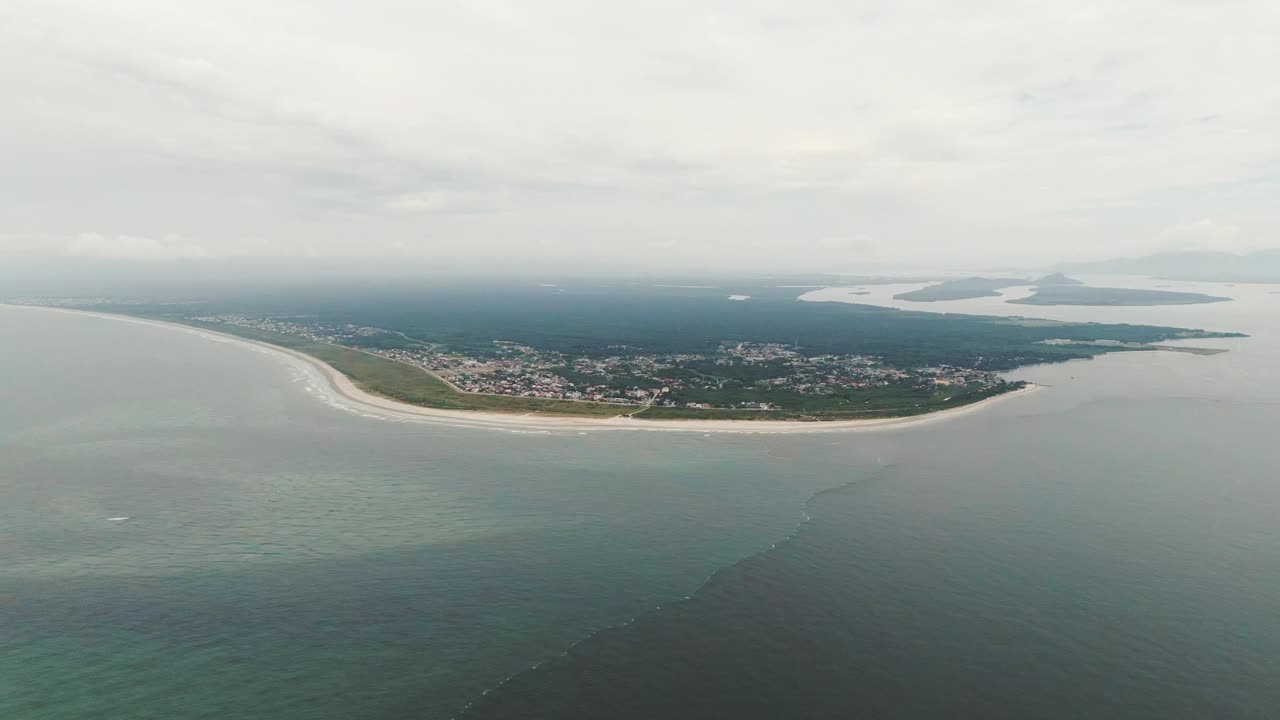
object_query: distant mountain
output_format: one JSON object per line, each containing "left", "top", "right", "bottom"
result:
{"left": 1060, "top": 250, "right": 1280, "bottom": 283}
{"left": 1035, "top": 272, "right": 1082, "bottom": 286}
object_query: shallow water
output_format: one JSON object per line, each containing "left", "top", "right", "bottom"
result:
{"left": 3, "top": 282, "right": 1279, "bottom": 718}
{"left": 0, "top": 308, "right": 876, "bottom": 719}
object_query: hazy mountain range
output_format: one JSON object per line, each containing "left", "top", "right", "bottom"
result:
{"left": 1060, "top": 250, "right": 1280, "bottom": 283}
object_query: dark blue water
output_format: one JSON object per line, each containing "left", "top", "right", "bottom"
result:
{"left": 463, "top": 396, "right": 1280, "bottom": 718}
{"left": 458, "top": 283, "right": 1280, "bottom": 719}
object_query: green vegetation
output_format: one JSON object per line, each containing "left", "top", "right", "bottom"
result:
{"left": 117, "top": 281, "right": 1239, "bottom": 370}
{"left": 654, "top": 383, "right": 1012, "bottom": 419}
{"left": 186, "top": 319, "right": 1018, "bottom": 420}
{"left": 74, "top": 278, "right": 1243, "bottom": 421}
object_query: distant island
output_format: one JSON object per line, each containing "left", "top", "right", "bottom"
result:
{"left": 894, "top": 277, "right": 1028, "bottom": 302}
{"left": 1009, "top": 285, "right": 1232, "bottom": 306}
{"left": 896, "top": 273, "right": 1231, "bottom": 307}
{"left": 895, "top": 273, "right": 1084, "bottom": 303}
{"left": 4, "top": 280, "right": 1244, "bottom": 422}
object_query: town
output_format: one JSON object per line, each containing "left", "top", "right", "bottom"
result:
{"left": 189, "top": 314, "right": 1013, "bottom": 410}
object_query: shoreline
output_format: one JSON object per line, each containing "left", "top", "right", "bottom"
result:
{"left": 3, "top": 304, "right": 1041, "bottom": 434}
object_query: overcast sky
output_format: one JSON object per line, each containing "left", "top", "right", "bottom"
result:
{"left": 2, "top": 0, "right": 1278, "bottom": 272}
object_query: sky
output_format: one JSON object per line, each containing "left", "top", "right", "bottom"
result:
{"left": 2, "top": 0, "right": 1278, "bottom": 274}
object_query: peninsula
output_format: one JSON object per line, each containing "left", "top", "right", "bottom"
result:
{"left": 4, "top": 279, "right": 1243, "bottom": 423}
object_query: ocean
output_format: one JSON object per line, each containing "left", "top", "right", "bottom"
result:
{"left": 2, "top": 281, "right": 1278, "bottom": 719}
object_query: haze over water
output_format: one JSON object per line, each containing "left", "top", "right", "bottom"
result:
{"left": 3, "top": 278, "right": 1279, "bottom": 719}
{"left": 465, "top": 280, "right": 1280, "bottom": 719}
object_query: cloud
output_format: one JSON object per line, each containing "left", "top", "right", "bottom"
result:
{"left": 63, "top": 233, "right": 212, "bottom": 261}
{"left": 1140, "top": 219, "right": 1261, "bottom": 255}
{"left": 1, "top": 0, "right": 1278, "bottom": 270}
{"left": 383, "top": 190, "right": 494, "bottom": 215}
{"left": 1158, "top": 219, "right": 1243, "bottom": 249}
{"left": 816, "top": 234, "right": 877, "bottom": 251}
{"left": 0, "top": 233, "right": 53, "bottom": 256}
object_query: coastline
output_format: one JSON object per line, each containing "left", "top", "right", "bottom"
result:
{"left": 3, "top": 304, "right": 1041, "bottom": 434}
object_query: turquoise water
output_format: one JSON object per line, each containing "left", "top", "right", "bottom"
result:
{"left": 3, "top": 284, "right": 1279, "bottom": 718}
{"left": 0, "top": 309, "right": 876, "bottom": 718}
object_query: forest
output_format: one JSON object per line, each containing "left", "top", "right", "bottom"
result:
{"left": 98, "top": 278, "right": 1242, "bottom": 371}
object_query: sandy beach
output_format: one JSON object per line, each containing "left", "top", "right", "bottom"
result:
{"left": 3, "top": 304, "right": 1040, "bottom": 434}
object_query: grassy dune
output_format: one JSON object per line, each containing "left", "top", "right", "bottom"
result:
{"left": 181, "top": 321, "right": 630, "bottom": 417}
{"left": 635, "top": 383, "right": 1016, "bottom": 421}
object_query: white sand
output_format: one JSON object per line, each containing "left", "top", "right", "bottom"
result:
{"left": 5, "top": 304, "right": 1040, "bottom": 434}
